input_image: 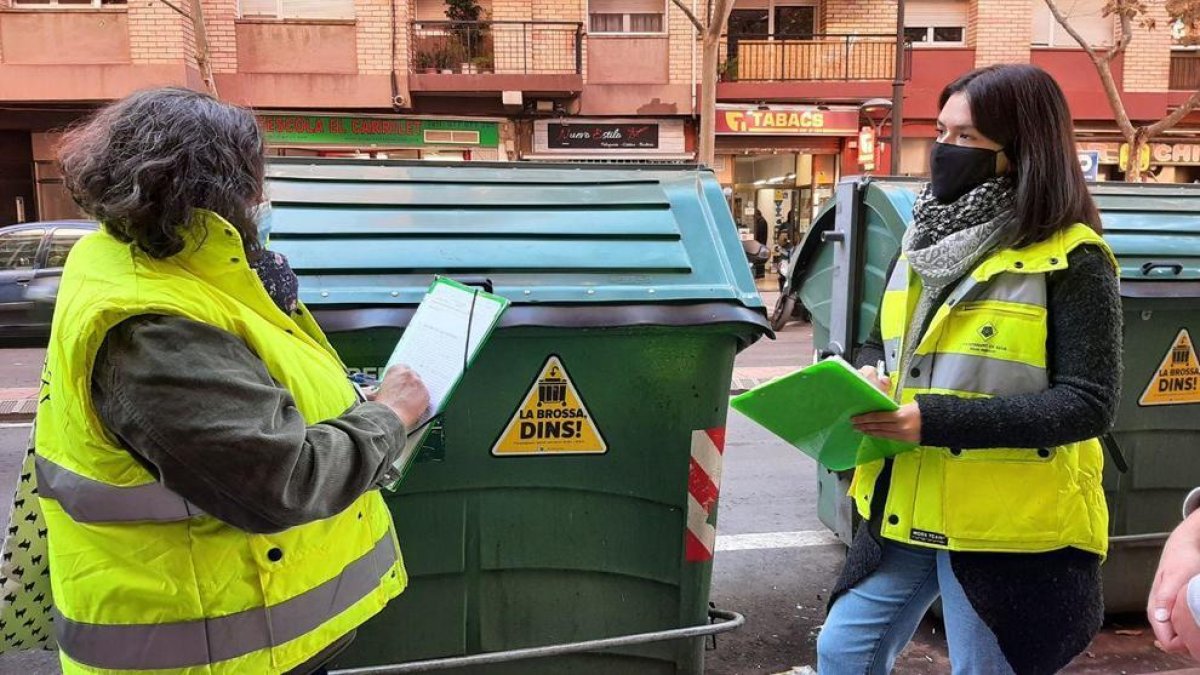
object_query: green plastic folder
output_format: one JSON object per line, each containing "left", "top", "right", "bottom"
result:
{"left": 730, "top": 357, "right": 917, "bottom": 471}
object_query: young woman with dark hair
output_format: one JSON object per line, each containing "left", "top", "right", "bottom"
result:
{"left": 815, "top": 64, "right": 1122, "bottom": 674}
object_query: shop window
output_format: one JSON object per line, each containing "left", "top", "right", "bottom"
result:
{"left": 1031, "top": 0, "right": 1112, "bottom": 47}
{"left": 239, "top": 0, "right": 355, "bottom": 21}
{"left": 588, "top": 0, "right": 665, "bottom": 35}
{"left": 12, "top": 0, "right": 125, "bottom": 7}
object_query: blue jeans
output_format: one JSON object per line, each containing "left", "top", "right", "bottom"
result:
{"left": 817, "top": 540, "right": 1015, "bottom": 675}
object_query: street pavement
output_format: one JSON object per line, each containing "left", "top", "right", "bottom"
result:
{"left": 0, "top": 301, "right": 1195, "bottom": 673}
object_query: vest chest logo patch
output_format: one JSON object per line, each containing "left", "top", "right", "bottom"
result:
{"left": 978, "top": 323, "right": 998, "bottom": 341}
{"left": 1140, "top": 328, "right": 1200, "bottom": 407}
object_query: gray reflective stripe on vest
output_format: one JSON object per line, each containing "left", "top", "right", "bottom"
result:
{"left": 883, "top": 338, "right": 902, "bottom": 374}
{"left": 56, "top": 530, "right": 397, "bottom": 670}
{"left": 925, "top": 352, "right": 1049, "bottom": 396}
{"left": 35, "top": 455, "right": 203, "bottom": 523}
{"left": 886, "top": 259, "right": 909, "bottom": 292}
{"left": 946, "top": 270, "right": 1048, "bottom": 310}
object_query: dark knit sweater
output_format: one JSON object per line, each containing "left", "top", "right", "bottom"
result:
{"left": 831, "top": 243, "right": 1123, "bottom": 675}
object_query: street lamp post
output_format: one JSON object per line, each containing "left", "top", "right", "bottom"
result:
{"left": 891, "top": 0, "right": 906, "bottom": 175}
{"left": 860, "top": 98, "right": 893, "bottom": 175}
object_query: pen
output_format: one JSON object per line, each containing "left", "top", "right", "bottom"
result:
{"left": 876, "top": 360, "right": 887, "bottom": 377}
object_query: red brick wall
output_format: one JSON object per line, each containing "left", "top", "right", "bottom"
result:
{"left": 129, "top": 0, "right": 193, "bottom": 66}
{"left": 971, "top": 0, "right": 1031, "bottom": 67}
{"left": 1123, "top": 0, "right": 1170, "bottom": 92}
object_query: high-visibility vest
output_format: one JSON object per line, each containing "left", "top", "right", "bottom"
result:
{"left": 36, "top": 211, "right": 406, "bottom": 674}
{"left": 849, "top": 223, "right": 1115, "bottom": 557}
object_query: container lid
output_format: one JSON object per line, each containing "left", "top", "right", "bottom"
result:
{"left": 1090, "top": 182, "right": 1200, "bottom": 291}
{"left": 264, "top": 159, "right": 765, "bottom": 309}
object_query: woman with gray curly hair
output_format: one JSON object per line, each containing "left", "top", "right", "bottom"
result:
{"left": 36, "top": 87, "right": 429, "bottom": 675}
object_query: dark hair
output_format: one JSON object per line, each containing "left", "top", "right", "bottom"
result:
{"left": 59, "top": 87, "right": 265, "bottom": 259}
{"left": 940, "top": 64, "right": 1101, "bottom": 247}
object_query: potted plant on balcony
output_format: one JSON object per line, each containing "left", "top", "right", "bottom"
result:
{"left": 471, "top": 54, "right": 494, "bottom": 74}
{"left": 446, "top": 0, "right": 485, "bottom": 74}
{"left": 721, "top": 57, "right": 739, "bottom": 82}
{"left": 414, "top": 48, "right": 440, "bottom": 74}
{"left": 436, "top": 43, "right": 463, "bottom": 74}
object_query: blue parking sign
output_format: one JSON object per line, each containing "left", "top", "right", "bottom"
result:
{"left": 1078, "top": 151, "right": 1100, "bottom": 182}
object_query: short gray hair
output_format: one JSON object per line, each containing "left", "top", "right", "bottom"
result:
{"left": 59, "top": 87, "right": 265, "bottom": 259}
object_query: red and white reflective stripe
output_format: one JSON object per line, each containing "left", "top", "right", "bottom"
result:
{"left": 685, "top": 427, "right": 726, "bottom": 562}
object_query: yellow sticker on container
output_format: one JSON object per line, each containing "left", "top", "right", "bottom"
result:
{"left": 1139, "top": 329, "right": 1200, "bottom": 406}
{"left": 492, "top": 355, "right": 607, "bottom": 456}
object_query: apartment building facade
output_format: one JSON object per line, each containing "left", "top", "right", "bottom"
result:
{"left": 0, "top": 0, "right": 1194, "bottom": 233}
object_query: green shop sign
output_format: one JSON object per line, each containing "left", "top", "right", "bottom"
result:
{"left": 258, "top": 114, "right": 500, "bottom": 148}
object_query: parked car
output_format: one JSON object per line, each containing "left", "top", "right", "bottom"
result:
{"left": 0, "top": 220, "right": 97, "bottom": 338}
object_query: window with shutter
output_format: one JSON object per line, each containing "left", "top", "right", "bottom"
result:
{"left": 13, "top": 0, "right": 125, "bottom": 7}
{"left": 1031, "top": 0, "right": 1112, "bottom": 47}
{"left": 903, "top": 0, "right": 968, "bottom": 46}
{"left": 239, "top": 0, "right": 356, "bottom": 20}
{"left": 588, "top": 0, "right": 666, "bottom": 34}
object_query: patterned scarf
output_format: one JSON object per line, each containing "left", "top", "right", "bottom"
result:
{"left": 905, "top": 177, "right": 1016, "bottom": 286}
{"left": 895, "top": 178, "right": 1016, "bottom": 397}
{"left": 248, "top": 248, "right": 299, "bottom": 315}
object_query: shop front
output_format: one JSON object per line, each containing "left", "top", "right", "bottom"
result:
{"left": 257, "top": 113, "right": 510, "bottom": 161}
{"left": 522, "top": 118, "right": 694, "bottom": 162}
{"left": 714, "top": 104, "right": 864, "bottom": 270}
{"left": 1078, "top": 139, "right": 1200, "bottom": 183}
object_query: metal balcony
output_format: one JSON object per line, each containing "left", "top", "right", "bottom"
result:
{"left": 719, "top": 33, "right": 910, "bottom": 82}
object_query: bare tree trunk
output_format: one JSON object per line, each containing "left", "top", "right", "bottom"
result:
{"left": 1127, "top": 129, "right": 1146, "bottom": 182}
{"left": 694, "top": 0, "right": 735, "bottom": 167}
{"left": 698, "top": 36, "right": 720, "bottom": 167}
{"left": 189, "top": 0, "right": 218, "bottom": 98}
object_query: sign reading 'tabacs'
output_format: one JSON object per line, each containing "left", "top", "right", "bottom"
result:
{"left": 716, "top": 106, "right": 860, "bottom": 136}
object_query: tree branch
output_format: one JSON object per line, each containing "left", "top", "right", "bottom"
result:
{"left": 1103, "top": 11, "right": 1133, "bottom": 65}
{"left": 705, "top": 0, "right": 736, "bottom": 42}
{"left": 1096, "top": 58, "right": 1137, "bottom": 138}
{"left": 668, "top": 0, "right": 705, "bottom": 34}
{"left": 1147, "top": 88, "right": 1200, "bottom": 137}
{"left": 1043, "top": 0, "right": 1101, "bottom": 61}
{"left": 1044, "top": 0, "right": 1135, "bottom": 137}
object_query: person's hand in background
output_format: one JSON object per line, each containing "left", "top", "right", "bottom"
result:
{"left": 1169, "top": 578, "right": 1200, "bottom": 660}
{"left": 372, "top": 365, "right": 430, "bottom": 429}
{"left": 1150, "top": 510, "right": 1200, "bottom": 654}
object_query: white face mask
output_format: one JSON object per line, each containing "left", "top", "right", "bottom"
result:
{"left": 250, "top": 201, "right": 273, "bottom": 249}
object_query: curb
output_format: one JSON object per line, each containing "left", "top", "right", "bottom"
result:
{"left": 0, "top": 398, "right": 36, "bottom": 423}
{"left": 0, "top": 388, "right": 39, "bottom": 423}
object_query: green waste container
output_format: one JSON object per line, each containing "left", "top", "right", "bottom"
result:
{"left": 263, "top": 159, "right": 770, "bottom": 674}
{"left": 804, "top": 177, "right": 1200, "bottom": 613}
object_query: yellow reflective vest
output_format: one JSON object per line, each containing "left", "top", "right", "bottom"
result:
{"left": 35, "top": 211, "right": 407, "bottom": 674}
{"left": 849, "top": 223, "right": 1115, "bottom": 557}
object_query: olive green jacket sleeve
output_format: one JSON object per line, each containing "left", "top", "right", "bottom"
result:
{"left": 91, "top": 314, "right": 406, "bottom": 534}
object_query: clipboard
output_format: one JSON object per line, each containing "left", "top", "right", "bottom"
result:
{"left": 729, "top": 356, "right": 917, "bottom": 471}
{"left": 379, "top": 276, "right": 509, "bottom": 489}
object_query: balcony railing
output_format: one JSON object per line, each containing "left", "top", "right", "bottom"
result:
{"left": 409, "top": 20, "right": 583, "bottom": 75}
{"left": 1170, "top": 50, "right": 1200, "bottom": 90}
{"left": 719, "top": 34, "right": 909, "bottom": 82}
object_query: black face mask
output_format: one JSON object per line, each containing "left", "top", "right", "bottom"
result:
{"left": 929, "top": 142, "right": 1001, "bottom": 204}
